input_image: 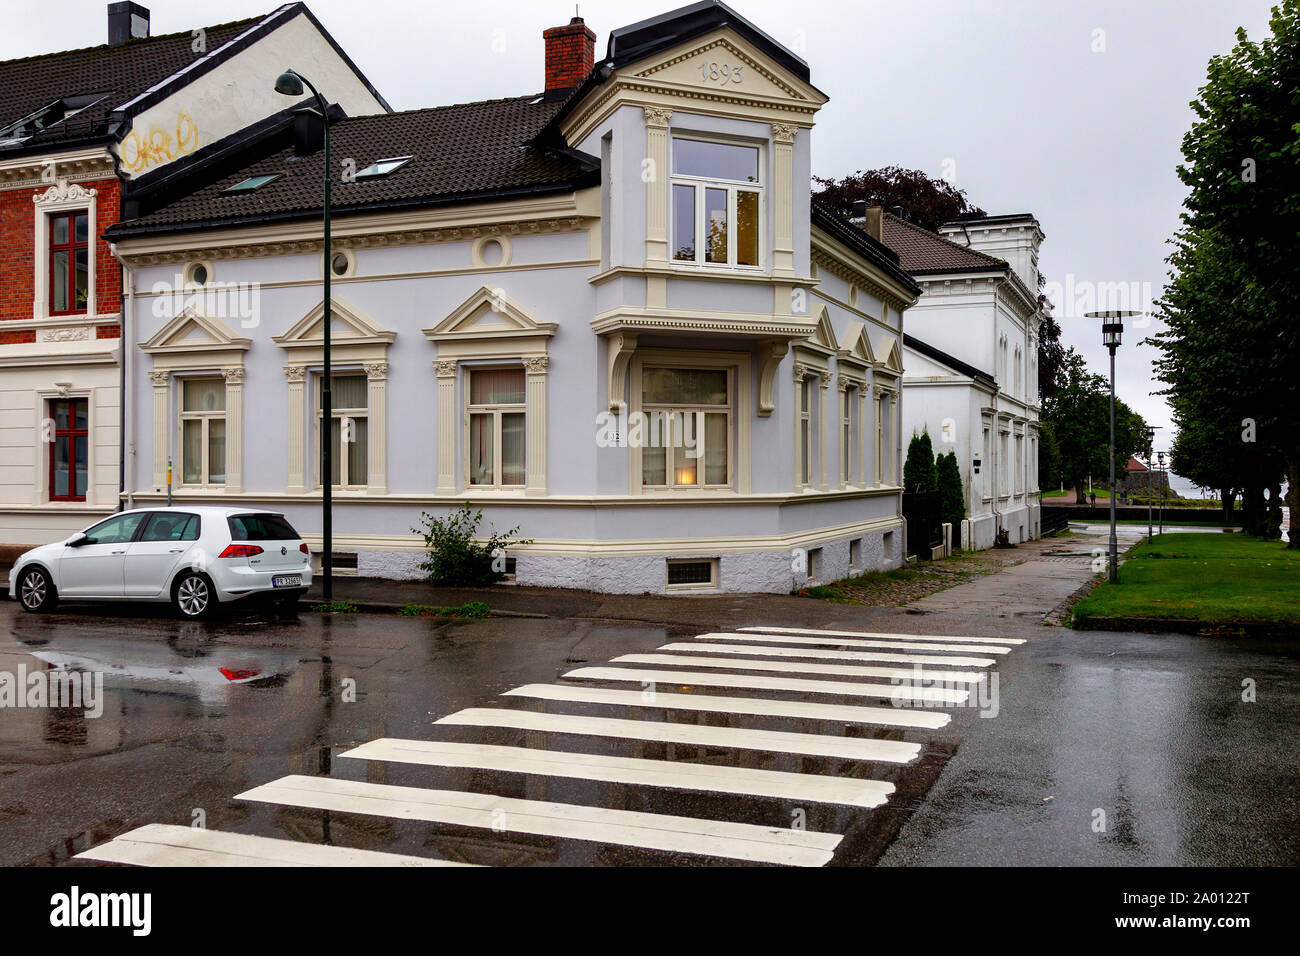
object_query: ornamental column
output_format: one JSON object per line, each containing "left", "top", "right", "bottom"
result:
{"left": 818, "top": 374, "right": 831, "bottom": 491}
{"left": 436, "top": 360, "right": 458, "bottom": 494}
{"left": 364, "top": 362, "right": 388, "bottom": 493}
{"left": 524, "top": 355, "right": 548, "bottom": 495}
{"left": 284, "top": 365, "right": 307, "bottom": 492}
{"left": 150, "top": 369, "right": 169, "bottom": 490}
{"left": 771, "top": 123, "right": 797, "bottom": 277}
{"left": 222, "top": 367, "right": 244, "bottom": 493}
{"left": 644, "top": 107, "right": 673, "bottom": 264}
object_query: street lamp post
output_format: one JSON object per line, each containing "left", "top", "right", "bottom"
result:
{"left": 1087, "top": 310, "right": 1141, "bottom": 583}
{"left": 275, "top": 68, "right": 334, "bottom": 599}
{"left": 1145, "top": 426, "right": 1156, "bottom": 542}
{"left": 1158, "top": 451, "right": 1166, "bottom": 534}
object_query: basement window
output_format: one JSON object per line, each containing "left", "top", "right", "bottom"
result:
{"left": 666, "top": 558, "right": 718, "bottom": 590}
{"left": 223, "top": 174, "right": 282, "bottom": 194}
{"left": 353, "top": 156, "right": 412, "bottom": 181}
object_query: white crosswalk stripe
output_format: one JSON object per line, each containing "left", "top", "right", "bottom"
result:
{"left": 75, "top": 824, "right": 472, "bottom": 867}
{"left": 565, "top": 665, "right": 971, "bottom": 703}
{"left": 660, "top": 642, "right": 997, "bottom": 668}
{"left": 502, "top": 682, "right": 952, "bottom": 729}
{"left": 738, "top": 625, "right": 1025, "bottom": 646}
{"left": 614, "top": 652, "right": 987, "bottom": 683}
{"left": 698, "top": 631, "right": 1011, "bottom": 655}
{"left": 237, "top": 774, "right": 842, "bottom": 866}
{"left": 435, "top": 707, "right": 923, "bottom": 763}
{"left": 78, "top": 621, "right": 1024, "bottom": 868}
{"left": 342, "top": 738, "right": 895, "bottom": 809}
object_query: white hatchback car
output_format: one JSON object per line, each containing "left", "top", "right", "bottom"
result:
{"left": 9, "top": 506, "right": 312, "bottom": 619}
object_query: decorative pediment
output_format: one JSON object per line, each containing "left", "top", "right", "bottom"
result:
{"left": 793, "top": 305, "right": 838, "bottom": 358}
{"left": 872, "top": 332, "right": 904, "bottom": 375}
{"left": 140, "top": 306, "right": 250, "bottom": 355}
{"left": 632, "top": 35, "right": 810, "bottom": 102}
{"left": 423, "top": 286, "right": 558, "bottom": 344}
{"left": 33, "top": 178, "right": 97, "bottom": 206}
{"left": 273, "top": 297, "right": 396, "bottom": 350}
{"left": 837, "top": 320, "right": 876, "bottom": 371}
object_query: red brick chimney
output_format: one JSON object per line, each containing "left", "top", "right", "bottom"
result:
{"left": 544, "top": 16, "right": 596, "bottom": 95}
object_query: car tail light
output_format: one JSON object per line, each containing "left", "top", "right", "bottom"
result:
{"left": 219, "top": 667, "right": 260, "bottom": 681}
{"left": 299, "top": 543, "right": 310, "bottom": 554}
{"left": 218, "top": 544, "right": 264, "bottom": 559}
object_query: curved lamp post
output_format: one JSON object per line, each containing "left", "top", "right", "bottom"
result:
{"left": 1145, "top": 426, "right": 1157, "bottom": 542}
{"left": 1086, "top": 310, "right": 1141, "bottom": 583}
{"left": 275, "top": 68, "right": 334, "bottom": 599}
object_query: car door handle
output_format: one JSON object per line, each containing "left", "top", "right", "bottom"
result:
{"left": 112, "top": 550, "right": 126, "bottom": 555}
{"left": 168, "top": 549, "right": 183, "bottom": 553}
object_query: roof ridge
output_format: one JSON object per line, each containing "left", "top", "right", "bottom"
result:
{"left": 339, "top": 93, "right": 547, "bottom": 122}
{"left": 0, "top": 12, "right": 268, "bottom": 68}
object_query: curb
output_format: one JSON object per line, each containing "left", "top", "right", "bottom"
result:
{"left": 306, "top": 600, "right": 546, "bottom": 620}
{"left": 1072, "top": 615, "right": 1300, "bottom": 639}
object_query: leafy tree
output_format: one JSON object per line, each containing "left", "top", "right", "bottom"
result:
{"left": 1146, "top": 1, "right": 1299, "bottom": 544}
{"left": 903, "top": 430, "right": 938, "bottom": 493}
{"left": 1040, "top": 348, "right": 1148, "bottom": 504}
{"left": 812, "top": 166, "right": 984, "bottom": 232}
{"left": 936, "top": 451, "right": 966, "bottom": 534}
{"left": 1038, "top": 420, "right": 1062, "bottom": 491}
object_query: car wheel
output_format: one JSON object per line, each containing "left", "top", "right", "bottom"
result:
{"left": 18, "top": 567, "right": 56, "bottom": 613}
{"left": 173, "top": 572, "right": 217, "bottom": 620}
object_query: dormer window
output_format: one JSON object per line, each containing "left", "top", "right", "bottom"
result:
{"left": 354, "top": 156, "right": 412, "bottom": 181}
{"left": 670, "top": 137, "right": 761, "bottom": 269}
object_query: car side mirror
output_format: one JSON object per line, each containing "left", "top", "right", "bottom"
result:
{"left": 66, "top": 532, "right": 88, "bottom": 548}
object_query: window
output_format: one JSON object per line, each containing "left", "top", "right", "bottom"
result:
{"left": 468, "top": 368, "right": 526, "bottom": 488}
{"left": 640, "top": 367, "right": 730, "bottom": 489}
{"left": 671, "top": 138, "right": 761, "bottom": 268}
{"left": 841, "top": 386, "right": 855, "bottom": 484}
{"left": 223, "top": 174, "right": 281, "bottom": 194}
{"left": 180, "top": 379, "right": 226, "bottom": 486}
{"left": 83, "top": 512, "right": 147, "bottom": 545}
{"left": 354, "top": 156, "right": 412, "bottom": 180}
{"left": 48, "top": 211, "right": 88, "bottom": 315}
{"left": 140, "top": 512, "right": 200, "bottom": 542}
{"left": 849, "top": 538, "right": 863, "bottom": 570}
{"left": 666, "top": 558, "right": 717, "bottom": 589}
{"left": 318, "top": 374, "right": 368, "bottom": 488}
{"left": 228, "top": 513, "right": 301, "bottom": 541}
{"left": 49, "top": 398, "right": 87, "bottom": 502}
{"left": 798, "top": 377, "right": 812, "bottom": 487}
{"left": 807, "top": 547, "right": 823, "bottom": 582}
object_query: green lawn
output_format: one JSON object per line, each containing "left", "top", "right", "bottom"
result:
{"left": 1072, "top": 533, "right": 1300, "bottom": 627}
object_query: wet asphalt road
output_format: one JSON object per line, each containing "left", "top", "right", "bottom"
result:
{"left": 1, "top": 570, "right": 1296, "bottom": 866}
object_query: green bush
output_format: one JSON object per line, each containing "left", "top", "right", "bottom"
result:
{"left": 397, "top": 600, "right": 490, "bottom": 619}
{"left": 412, "top": 504, "right": 530, "bottom": 587}
{"left": 904, "top": 430, "right": 938, "bottom": 492}
{"left": 937, "top": 450, "right": 966, "bottom": 530}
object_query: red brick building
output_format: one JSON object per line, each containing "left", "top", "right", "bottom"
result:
{"left": 0, "top": 2, "right": 385, "bottom": 547}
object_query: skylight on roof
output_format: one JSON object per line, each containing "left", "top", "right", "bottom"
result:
{"left": 353, "top": 156, "right": 412, "bottom": 181}
{"left": 223, "top": 174, "right": 282, "bottom": 194}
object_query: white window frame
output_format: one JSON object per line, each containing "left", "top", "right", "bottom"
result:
{"left": 465, "top": 365, "right": 528, "bottom": 490}
{"left": 314, "top": 372, "right": 370, "bottom": 491}
{"left": 798, "top": 375, "right": 813, "bottom": 488}
{"left": 840, "top": 382, "right": 856, "bottom": 486}
{"left": 32, "top": 181, "right": 98, "bottom": 321}
{"left": 669, "top": 134, "right": 764, "bottom": 272}
{"left": 177, "top": 377, "right": 227, "bottom": 488}
{"left": 639, "top": 368, "right": 733, "bottom": 491}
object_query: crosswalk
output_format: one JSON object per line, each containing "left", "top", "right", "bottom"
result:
{"left": 77, "top": 624, "right": 1026, "bottom": 867}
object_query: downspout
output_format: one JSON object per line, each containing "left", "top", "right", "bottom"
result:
{"left": 990, "top": 278, "right": 1001, "bottom": 532}
{"left": 111, "top": 148, "right": 128, "bottom": 514}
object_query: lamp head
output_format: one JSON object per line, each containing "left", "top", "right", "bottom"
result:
{"left": 274, "top": 69, "right": 304, "bottom": 96}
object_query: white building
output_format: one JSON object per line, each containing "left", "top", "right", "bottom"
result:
{"left": 868, "top": 209, "right": 1045, "bottom": 549}
{"left": 106, "top": 2, "right": 923, "bottom": 594}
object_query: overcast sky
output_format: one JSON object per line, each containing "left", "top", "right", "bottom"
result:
{"left": 3, "top": 0, "right": 1279, "bottom": 468}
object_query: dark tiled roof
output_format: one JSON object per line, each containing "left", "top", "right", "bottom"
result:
{"left": 810, "top": 199, "right": 921, "bottom": 297}
{"left": 880, "top": 212, "right": 1007, "bottom": 275}
{"left": 0, "top": 16, "right": 263, "bottom": 151}
{"left": 109, "top": 95, "right": 597, "bottom": 234}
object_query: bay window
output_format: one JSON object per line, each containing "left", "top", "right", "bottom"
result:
{"left": 671, "top": 138, "right": 761, "bottom": 269}
{"left": 180, "top": 379, "right": 226, "bottom": 486}
{"left": 318, "top": 374, "right": 368, "bottom": 488}
{"left": 640, "top": 366, "right": 730, "bottom": 489}
{"left": 468, "top": 367, "right": 526, "bottom": 488}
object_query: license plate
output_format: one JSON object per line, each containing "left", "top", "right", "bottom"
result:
{"left": 272, "top": 575, "right": 302, "bottom": 588}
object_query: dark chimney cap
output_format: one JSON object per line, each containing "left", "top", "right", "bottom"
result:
{"left": 108, "top": 2, "right": 150, "bottom": 47}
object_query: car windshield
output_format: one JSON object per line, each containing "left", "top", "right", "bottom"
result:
{"left": 227, "top": 513, "right": 300, "bottom": 541}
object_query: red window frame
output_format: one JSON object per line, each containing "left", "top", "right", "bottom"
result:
{"left": 48, "top": 210, "right": 89, "bottom": 316}
{"left": 49, "top": 398, "right": 88, "bottom": 502}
